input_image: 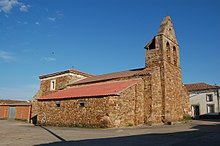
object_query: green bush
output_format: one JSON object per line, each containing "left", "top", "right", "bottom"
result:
{"left": 183, "top": 115, "right": 192, "bottom": 121}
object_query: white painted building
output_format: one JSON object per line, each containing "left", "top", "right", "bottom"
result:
{"left": 185, "top": 83, "right": 220, "bottom": 118}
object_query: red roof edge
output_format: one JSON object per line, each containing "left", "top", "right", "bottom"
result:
{"left": 184, "top": 82, "right": 220, "bottom": 91}
{"left": 39, "top": 69, "right": 93, "bottom": 79}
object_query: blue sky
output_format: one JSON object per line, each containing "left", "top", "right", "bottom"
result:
{"left": 0, "top": 0, "right": 219, "bottom": 100}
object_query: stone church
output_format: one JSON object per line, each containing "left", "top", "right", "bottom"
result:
{"left": 33, "top": 16, "right": 190, "bottom": 128}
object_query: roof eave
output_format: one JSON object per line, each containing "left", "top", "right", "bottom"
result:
{"left": 37, "top": 94, "right": 120, "bottom": 101}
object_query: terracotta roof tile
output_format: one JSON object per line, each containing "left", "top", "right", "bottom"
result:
{"left": 184, "top": 83, "right": 219, "bottom": 92}
{"left": 0, "top": 99, "right": 27, "bottom": 105}
{"left": 0, "top": 101, "right": 32, "bottom": 106}
{"left": 68, "top": 68, "right": 151, "bottom": 86}
{"left": 39, "top": 69, "right": 93, "bottom": 79}
{"left": 37, "top": 80, "right": 141, "bottom": 100}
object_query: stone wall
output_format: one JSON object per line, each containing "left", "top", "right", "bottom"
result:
{"left": 35, "top": 80, "right": 145, "bottom": 128}
{"left": 40, "top": 74, "right": 84, "bottom": 97}
{"left": 163, "top": 62, "right": 184, "bottom": 122}
{"left": 107, "top": 81, "right": 145, "bottom": 127}
{"left": 182, "top": 85, "right": 191, "bottom": 116}
{"left": 32, "top": 74, "right": 87, "bottom": 120}
{"left": 144, "top": 17, "right": 190, "bottom": 124}
{"left": 36, "top": 96, "right": 111, "bottom": 127}
{"left": 148, "top": 66, "right": 163, "bottom": 124}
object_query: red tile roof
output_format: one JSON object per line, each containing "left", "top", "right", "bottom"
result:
{"left": 0, "top": 99, "right": 27, "bottom": 105}
{"left": 39, "top": 69, "right": 93, "bottom": 79}
{"left": 37, "top": 80, "right": 141, "bottom": 100}
{"left": 68, "top": 68, "right": 151, "bottom": 86}
{"left": 0, "top": 101, "right": 32, "bottom": 106}
{"left": 184, "top": 83, "right": 220, "bottom": 92}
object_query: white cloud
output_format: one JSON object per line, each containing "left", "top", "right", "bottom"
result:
{"left": 41, "top": 57, "right": 56, "bottom": 62}
{"left": 0, "top": 0, "right": 29, "bottom": 13}
{"left": 35, "top": 22, "right": 40, "bottom": 25}
{"left": 48, "top": 17, "right": 56, "bottom": 22}
{"left": 0, "top": 0, "right": 18, "bottom": 13}
{"left": 0, "top": 50, "right": 15, "bottom": 61}
{"left": 19, "top": 4, "right": 29, "bottom": 12}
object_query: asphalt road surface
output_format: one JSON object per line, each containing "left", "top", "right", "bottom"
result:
{"left": 0, "top": 119, "right": 220, "bottom": 146}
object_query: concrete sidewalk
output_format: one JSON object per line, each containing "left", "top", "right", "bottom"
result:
{"left": 0, "top": 119, "right": 220, "bottom": 146}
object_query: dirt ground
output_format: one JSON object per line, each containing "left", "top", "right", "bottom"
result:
{"left": 0, "top": 119, "right": 220, "bottom": 146}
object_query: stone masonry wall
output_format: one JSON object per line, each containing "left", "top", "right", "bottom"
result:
{"left": 159, "top": 34, "right": 189, "bottom": 122}
{"left": 40, "top": 74, "right": 84, "bottom": 97}
{"left": 36, "top": 80, "right": 145, "bottom": 128}
{"left": 163, "top": 62, "right": 184, "bottom": 122}
{"left": 182, "top": 85, "right": 191, "bottom": 116}
{"left": 145, "top": 24, "right": 190, "bottom": 123}
{"left": 32, "top": 74, "right": 86, "bottom": 121}
{"left": 148, "top": 66, "right": 163, "bottom": 124}
{"left": 107, "top": 81, "right": 145, "bottom": 127}
{"left": 143, "top": 74, "right": 152, "bottom": 124}
{"left": 36, "top": 96, "right": 111, "bottom": 127}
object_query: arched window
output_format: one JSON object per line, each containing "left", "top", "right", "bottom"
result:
{"left": 173, "top": 46, "right": 177, "bottom": 66}
{"left": 166, "top": 42, "right": 171, "bottom": 63}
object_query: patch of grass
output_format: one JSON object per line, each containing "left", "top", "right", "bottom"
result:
{"left": 183, "top": 115, "right": 192, "bottom": 121}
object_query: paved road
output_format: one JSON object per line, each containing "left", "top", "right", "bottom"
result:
{"left": 0, "top": 119, "right": 220, "bottom": 146}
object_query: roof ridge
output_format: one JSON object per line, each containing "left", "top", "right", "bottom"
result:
{"left": 69, "top": 67, "right": 151, "bottom": 86}
{"left": 68, "top": 79, "right": 142, "bottom": 90}
{"left": 96, "top": 67, "right": 146, "bottom": 76}
{"left": 184, "top": 82, "right": 220, "bottom": 91}
{"left": 39, "top": 69, "right": 93, "bottom": 79}
{"left": 184, "top": 82, "right": 205, "bottom": 85}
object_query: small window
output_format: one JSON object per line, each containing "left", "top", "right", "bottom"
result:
{"left": 173, "top": 46, "right": 177, "bottom": 66}
{"left": 207, "top": 104, "right": 214, "bottom": 113}
{"left": 55, "top": 101, "right": 61, "bottom": 107}
{"left": 206, "top": 94, "right": 213, "bottom": 102}
{"left": 166, "top": 42, "right": 171, "bottom": 63}
{"left": 50, "top": 80, "right": 56, "bottom": 91}
{"left": 79, "top": 101, "right": 85, "bottom": 108}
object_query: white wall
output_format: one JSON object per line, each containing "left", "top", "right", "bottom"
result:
{"left": 190, "top": 89, "right": 219, "bottom": 117}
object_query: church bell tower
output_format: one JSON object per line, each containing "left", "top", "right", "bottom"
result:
{"left": 145, "top": 16, "right": 184, "bottom": 123}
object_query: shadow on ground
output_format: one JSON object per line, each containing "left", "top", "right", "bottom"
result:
{"left": 35, "top": 120, "right": 220, "bottom": 146}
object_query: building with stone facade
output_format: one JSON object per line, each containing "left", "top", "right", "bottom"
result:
{"left": 185, "top": 82, "right": 220, "bottom": 118}
{"left": 33, "top": 16, "right": 190, "bottom": 128}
